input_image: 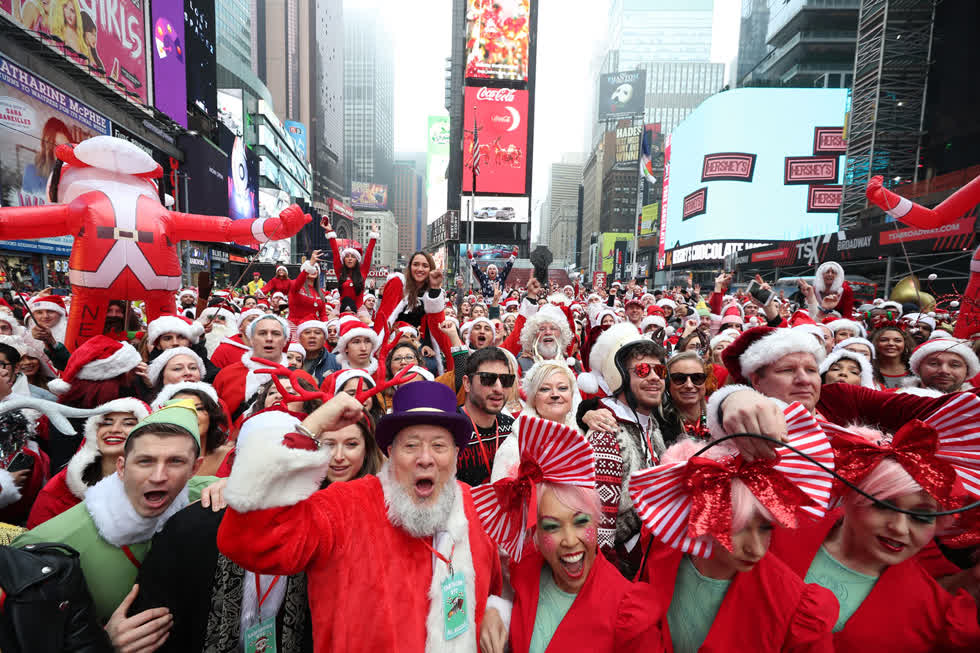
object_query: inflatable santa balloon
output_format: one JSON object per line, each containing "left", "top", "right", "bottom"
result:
{"left": 867, "top": 174, "right": 980, "bottom": 338}
{"left": 0, "top": 136, "right": 311, "bottom": 350}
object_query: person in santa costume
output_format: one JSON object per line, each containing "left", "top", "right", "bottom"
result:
{"left": 812, "top": 261, "right": 855, "bottom": 321}
{"left": 333, "top": 314, "right": 382, "bottom": 376}
{"left": 769, "top": 399, "right": 980, "bottom": 652}
{"left": 907, "top": 332, "right": 980, "bottom": 394}
{"left": 25, "top": 294, "right": 70, "bottom": 370}
{"left": 296, "top": 319, "right": 341, "bottom": 383}
{"left": 145, "top": 313, "right": 218, "bottom": 382}
{"left": 217, "top": 382, "right": 509, "bottom": 653}
{"left": 177, "top": 287, "right": 197, "bottom": 318}
{"left": 27, "top": 397, "right": 150, "bottom": 528}
{"left": 205, "top": 305, "right": 257, "bottom": 367}
{"left": 15, "top": 399, "right": 220, "bottom": 622}
{"left": 213, "top": 314, "right": 290, "bottom": 418}
{"left": 628, "top": 403, "right": 839, "bottom": 652}
{"left": 323, "top": 218, "right": 377, "bottom": 313}
{"left": 289, "top": 251, "right": 329, "bottom": 324}
{"left": 473, "top": 415, "right": 663, "bottom": 653}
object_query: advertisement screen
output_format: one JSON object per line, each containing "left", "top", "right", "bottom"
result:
{"left": 1, "top": 0, "right": 148, "bottom": 103}
{"left": 185, "top": 0, "right": 216, "bottom": 116}
{"left": 0, "top": 55, "right": 107, "bottom": 254}
{"left": 615, "top": 124, "right": 642, "bottom": 169}
{"left": 218, "top": 123, "right": 258, "bottom": 221}
{"left": 460, "top": 195, "right": 529, "bottom": 223}
{"left": 458, "top": 243, "right": 516, "bottom": 265}
{"left": 151, "top": 0, "right": 187, "bottom": 126}
{"left": 640, "top": 203, "right": 659, "bottom": 236}
{"left": 464, "top": 0, "right": 530, "bottom": 81}
{"left": 426, "top": 115, "right": 449, "bottom": 224}
{"left": 217, "top": 88, "right": 243, "bottom": 136}
{"left": 351, "top": 181, "right": 388, "bottom": 209}
{"left": 600, "top": 232, "right": 633, "bottom": 275}
{"left": 598, "top": 71, "right": 646, "bottom": 121}
{"left": 662, "top": 88, "right": 847, "bottom": 251}
{"left": 462, "top": 86, "right": 528, "bottom": 195}
{"left": 284, "top": 120, "right": 307, "bottom": 160}
{"left": 178, "top": 133, "right": 228, "bottom": 216}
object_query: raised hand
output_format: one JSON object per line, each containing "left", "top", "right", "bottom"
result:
{"left": 429, "top": 268, "right": 444, "bottom": 289}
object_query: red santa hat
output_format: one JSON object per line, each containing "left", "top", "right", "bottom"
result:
{"left": 48, "top": 336, "right": 142, "bottom": 395}
{"left": 640, "top": 314, "right": 666, "bottom": 331}
{"left": 503, "top": 297, "right": 519, "bottom": 312}
{"left": 275, "top": 265, "right": 289, "bottom": 275}
{"left": 720, "top": 304, "right": 743, "bottom": 326}
{"left": 646, "top": 305, "right": 665, "bottom": 318}
{"left": 722, "top": 326, "right": 826, "bottom": 386}
{"left": 519, "top": 305, "right": 573, "bottom": 353}
{"left": 332, "top": 315, "right": 381, "bottom": 366}
{"left": 146, "top": 346, "right": 206, "bottom": 386}
{"left": 151, "top": 381, "right": 219, "bottom": 409}
{"left": 461, "top": 317, "right": 495, "bottom": 346}
{"left": 392, "top": 321, "right": 419, "bottom": 341}
{"left": 29, "top": 294, "right": 66, "bottom": 318}
{"left": 788, "top": 309, "right": 816, "bottom": 327}
{"left": 287, "top": 342, "right": 307, "bottom": 359}
{"left": 321, "top": 367, "right": 375, "bottom": 397}
{"left": 177, "top": 288, "right": 197, "bottom": 301}
{"left": 909, "top": 334, "right": 980, "bottom": 379}
{"left": 147, "top": 315, "right": 205, "bottom": 347}
{"left": 826, "top": 318, "right": 866, "bottom": 339}
{"left": 0, "top": 313, "right": 23, "bottom": 337}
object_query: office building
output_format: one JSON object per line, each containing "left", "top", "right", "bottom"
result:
{"left": 606, "top": 0, "right": 715, "bottom": 72}
{"left": 217, "top": 0, "right": 274, "bottom": 106}
{"left": 353, "top": 210, "right": 399, "bottom": 271}
{"left": 735, "top": 0, "right": 769, "bottom": 84}
{"left": 546, "top": 159, "right": 585, "bottom": 265}
{"left": 393, "top": 159, "right": 426, "bottom": 260}
{"left": 637, "top": 61, "right": 725, "bottom": 133}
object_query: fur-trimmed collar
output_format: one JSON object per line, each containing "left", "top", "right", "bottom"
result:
{"left": 85, "top": 473, "right": 189, "bottom": 547}
{"left": 378, "top": 465, "right": 477, "bottom": 653}
{"left": 220, "top": 336, "right": 250, "bottom": 351}
{"left": 242, "top": 351, "right": 288, "bottom": 403}
{"left": 340, "top": 359, "right": 378, "bottom": 376}
{"left": 65, "top": 445, "right": 101, "bottom": 500}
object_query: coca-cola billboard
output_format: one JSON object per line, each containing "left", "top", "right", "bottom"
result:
{"left": 462, "top": 86, "right": 529, "bottom": 195}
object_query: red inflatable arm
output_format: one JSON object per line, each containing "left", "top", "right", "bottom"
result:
{"left": 168, "top": 204, "right": 311, "bottom": 247}
{"left": 0, "top": 202, "right": 80, "bottom": 240}
{"left": 866, "top": 174, "right": 980, "bottom": 229}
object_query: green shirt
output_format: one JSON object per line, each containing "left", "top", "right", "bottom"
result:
{"left": 804, "top": 545, "right": 878, "bottom": 632}
{"left": 528, "top": 567, "right": 577, "bottom": 653}
{"left": 667, "top": 555, "right": 732, "bottom": 653}
{"left": 13, "top": 476, "right": 217, "bottom": 622}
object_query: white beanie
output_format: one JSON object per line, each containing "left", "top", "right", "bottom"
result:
{"left": 151, "top": 381, "right": 219, "bottom": 410}
{"left": 147, "top": 347, "right": 206, "bottom": 386}
{"left": 835, "top": 337, "right": 876, "bottom": 360}
{"left": 246, "top": 314, "right": 291, "bottom": 340}
{"left": 147, "top": 315, "right": 205, "bottom": 347}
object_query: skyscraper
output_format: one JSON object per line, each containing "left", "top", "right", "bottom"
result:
{"left": 546, "top": 158, "right": 585, "bottom": 264}
{"left": 637, "top": 61, "right": 725, "bottom": 133}
{"left": 393, "top": 158, "right": 426, "bottom": 260}
{"left": 344, "top": 8, "right": 394, "bottom": 194}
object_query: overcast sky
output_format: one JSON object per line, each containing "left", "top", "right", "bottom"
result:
{"left": 384, "top": 0, "right": 741, "bottom": 238}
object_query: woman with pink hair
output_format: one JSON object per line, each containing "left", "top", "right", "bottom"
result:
{"left": 769, "top": 397, "right": 980, "bottom": 652}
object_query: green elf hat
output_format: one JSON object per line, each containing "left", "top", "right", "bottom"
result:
{"left": 125, "top": 398, "right": 201, "bottom": 448}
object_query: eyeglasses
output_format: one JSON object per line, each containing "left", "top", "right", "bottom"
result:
{"left": 630, "top": 363, "right": 667, "bottom": 379}
{"left": 473, "top": 372, "right": 516, "bottom": 388}
{"left": 392, "top": 354, "right": 419, "bottom": 364}
{"left": 669, "top": 372, "right": 707, "bottom": 386}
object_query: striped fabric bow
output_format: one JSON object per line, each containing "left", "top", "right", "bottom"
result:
{"left": 821, "top": 392, "right": 980, "bottom": 506}
{"left": 471, "top": 415, "right": 595, "bottom": 562}
{"left": 629, "top": 402, "right": 834, "bottom": 559}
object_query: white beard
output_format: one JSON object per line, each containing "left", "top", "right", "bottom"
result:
{"left": 536, "top": 339, "right": 559, "bottom": 360}
{"left": 379, "top": 461, "right": 458, "bottom": 537}
{"left": 204, "top": 323, "right": 237, "bottom": 356}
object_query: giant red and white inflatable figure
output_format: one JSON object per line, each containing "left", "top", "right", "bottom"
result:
{"left": 867, "top": 174, "right": 980, "bottom": 338}
{"left": 0, "top": 136, "right": 310, "bottom": 350}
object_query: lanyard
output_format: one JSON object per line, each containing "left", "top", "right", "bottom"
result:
{"left": 422, "top": 539, "right": 456, "bottom": 576}
{"left": 255, "top": 575, "right": 282, "bottom": 611}
{"left": 120, "top": 545, "right": 141, "bottom": 569}
{"left": 462, "top": 408, "right": 498, "bottom": 477}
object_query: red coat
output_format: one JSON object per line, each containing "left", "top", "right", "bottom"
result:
{"left": 288, "top": 268, "right": 328, "bottom": 323}
{"left": 212, "top": 361, "right": 249, "bottom": 417}
{"left": 815, "top": 381, "right": 977, "bottom": 428}
{"left": 642, "top": 541, "right": 837, "bottom": 653}
{"left": 210, "top": 335, "right": 250, "bottom": 368}
{"left": 218, "top": 475, "right": 502, "bottom": 653}
{"left": 27, "top": 468, "right": 80, "bottom": 528}
{"left": 770, "top": 512, "right": 980, "bottom": 652}
{"left": 262, "top": 276, "right": 291, "bottom": 298}
{"left": 509, "top": 550, "right": 663, "bottom": 653}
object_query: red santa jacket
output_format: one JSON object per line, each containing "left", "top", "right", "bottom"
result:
{"left": 815, "top": 382, "right": 978, "bottom": 428}
{"left": 288, "top": 264, "right": 328, "bottom": 324}
{"left": 770, "top": 511, "right": 980, "bottom": 652}
{"left": 219, "top": 474, "right": 502, "bottom": 653}
{"left": 210, "top": 334, "right": 250, "bottom": 368}
{"left": 261, "top": 276, "right": 291, "bottom": 299}
{"left": 509, "top": 550, "right": 663, "bottom": 653}
{"left": 27, "top": 468, "right": 79, "bottom": 529}
{"left": 641, "top": 540, "right": 837, "bottom": 653}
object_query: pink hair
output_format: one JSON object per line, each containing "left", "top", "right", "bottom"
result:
{"left": 660, "top": 438, "right": 774, "bottom": 534}
{"left": 536, "top": 482, "right": 602, "bottom": 525}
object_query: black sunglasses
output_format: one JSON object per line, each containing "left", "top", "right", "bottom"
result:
{"left": 669, "top": 372, "right": 707, "bottom": 386}
{"left": 474, "top": 372, "right": 516, "bottom": 388}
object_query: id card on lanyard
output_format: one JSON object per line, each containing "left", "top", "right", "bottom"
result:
{"left": 424, "top": 538, "right": 469, "bottom": 640}
{"left": 244, "top": 575, "right": 281, "bottom": 653}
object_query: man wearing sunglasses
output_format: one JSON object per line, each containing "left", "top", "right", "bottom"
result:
{"left": 457, "top": 347, "right": 515, "bottom": 486}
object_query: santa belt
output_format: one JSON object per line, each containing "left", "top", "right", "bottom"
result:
{"left": 94, "top": 226, "right": 154, "bottom": 243}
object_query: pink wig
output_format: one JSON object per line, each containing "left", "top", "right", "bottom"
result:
{"left": 536, "top": 482, "right": 602, "bottom": 525}
{"left": 660, "top": 438, "right": 773, "bottom": 534}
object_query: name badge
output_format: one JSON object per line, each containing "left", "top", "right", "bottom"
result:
{"left": 244, "top": 617, "right": 277, "bottom": 653}
{"left": 441, "top": 572, "right": 469, "bottom": 640}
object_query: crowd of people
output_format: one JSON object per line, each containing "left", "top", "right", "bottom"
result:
{"left": 0, "top": 234, "right": 979, "bottom": 653}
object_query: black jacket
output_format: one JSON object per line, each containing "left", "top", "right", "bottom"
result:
{"left": 0, "top": 543, "right": 110, "bottom": 652}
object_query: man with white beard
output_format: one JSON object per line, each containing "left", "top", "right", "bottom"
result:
{"left": 217, "top": 382, "right": 509, "bottom": 652}
{"left": 516, "top": 303, "right": 574, "bottom": 373}
{"left": 205, "top": 307, "right": 263, "bottom": 367}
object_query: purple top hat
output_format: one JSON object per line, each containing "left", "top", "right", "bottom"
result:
{"left": 375, "top": 381, "right": 472, "bottom": 451}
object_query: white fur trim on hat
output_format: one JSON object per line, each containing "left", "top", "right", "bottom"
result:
{"left": 740, "top": 329, "right": 827, "bottom": 381}
{"left": 28, "top": 296, "right": 66, "bottom": 317}
{"left": 461, "top": 317, "right": 495, "bottom": 346}
{"left": 0, "top": 314, "right": 23, "bottom": 337}
{"left": 246, "top": 314, "right": 291, "bottom": 340}
{"left": 151, "top": 381, "right": 219, "bottom": 410}
{"left": 147, "top": 315, "right": 204, "bottom": 347}
{"left": 909, "top": 338, "right": 980, "bottom": 379}
{"left": 339, "top": 247, "right": 362, "bottom": 263}
{"left": 519, "top": 305, "right": 572, "bottom": 353}
{"left": 819, "top": 349, "right": 875, "bottom": 388}
{"left": 879, "top": 300, "right": 903, "bottom": 315}
{"left": 903, "top": 312, "right": 937, "bottom": 330}
{"left": 66, "top": 398, "right": 151, "bottom": 500}
{"left": 705, "top": 384, "right": 756, "bottom": 439}
{"left": 53, "top": 341, "right": 142, "bottom": 395}
{"left": 287, "top": 342, "right": 307, "bottom": 359}
{"left": 405, "top": 365, "right": 435, "bottom": 381}
{"left": 826, "top": 319, "right": 865, "bottom": 338}
{"left": 333, "top": 325, "right": 381, "bottom": 368}
{"left": 709, "top": 332, "right": 738, "bottom": 351}
{"left": 814, "top": 261, "right": 844, "bottom": 296}
{"left": 641, "top": 315, "right": 667, "bottom": 331}
{"left": 656, "top": 298, "right": 677, "bottom": 310}
{"left": 276, "top": 265, "right": 288, "bottom": 274}
{"left": 296, "top": 320, "right": 327, "bottom": 337}
{"left": 198, "top": 306, "right": 238, "bottom": 328}
{"left": 146, "top": 347, "right": 206, "bottom": 386}
{"left": 835, "top": 337, "right": 876, "bottom": 359}
{"left": 333, "top": 368, "right": 376, "bottom": 394}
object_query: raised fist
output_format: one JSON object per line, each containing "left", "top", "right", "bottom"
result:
{"left": 429, "top": 268, "right": 444, "bottom": 288}
{"left": 277, "top": 204, "right": 312, "bottom": 237}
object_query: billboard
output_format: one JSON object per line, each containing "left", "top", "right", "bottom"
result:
{"left": 615, "top": 124, "right": 642, "bottom": 169}
{"left": 217, "top": 88, "right": 244, "bottom": 136}
{"left": 1, "top": 0, "right": 148, "bottom": 104}
{"left": 598, "top": 70, "right": 646, "bottom": 121}
{"left": 185, "top": 0, "right": 216, "bottom": 116}
{"left": 178, "top": 133, "right": 228, "bottom": 216}
{"left": 600, "top": 232, "right": 633, "bottom": 275}
{"left": 426, "top": 115, "right": 449, "bottom": 224}
{"left": 640, "top": 203, "right": 659, "bottom": 236}
{"left": 460, "top": 195, "right": 529, "bottom": 223}
{"left": 462, "top": 86, "right": 528, "bottom": 195}
{"left": 218, "top": 123, "right": 258, "bottom": 221}
{"left": 464, "top": 0, "right": 530, "bottom": 81}
{"left": 284, "top": 121, "right": 307, "bottom": 160}
{"left": 351, "top": 181, "right": 388, "bottom": 210}
{"left": 661, "top": 88, "right": 847, "bottom": 254}
{"left": 459, "top": 243, "right": 516, "bottom": 264}
{"left": 151, "top": 0, "right": 187, "bottom": 126}
{"left": 0, "top": 55, "right": 108, "bottom": 254}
